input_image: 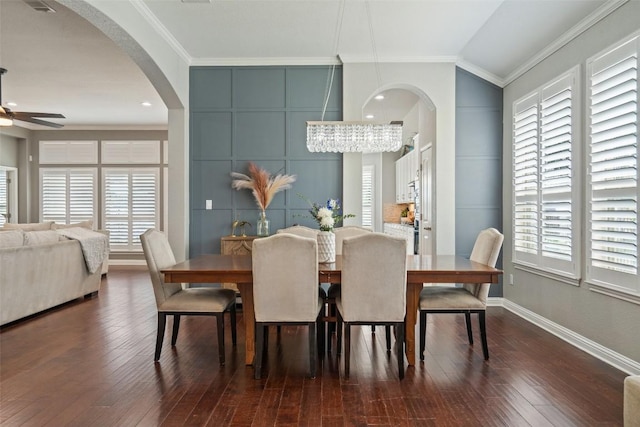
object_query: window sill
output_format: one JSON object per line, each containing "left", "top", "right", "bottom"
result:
{"left": 587, "top": 282, "right": 640, "bottom": 306}
{"left": 514, "top": 262, "right": 581, "bottom": 286}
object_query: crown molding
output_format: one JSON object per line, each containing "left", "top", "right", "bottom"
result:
{"left": 190, "top": 57, "right": 342, "bottom": 66}
{"left": 455, "top": 59, "right": 505, "bottom": 87}
{"left": 503, "top": 0, "right": 629, "bottom": 86}
{"left": 337, "top": 55, "right": 458, "bottom": 64}
{"left": 130, "top": 1, "right": 192, "bottom": 65}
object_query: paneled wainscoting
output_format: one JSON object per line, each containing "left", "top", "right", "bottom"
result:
{"left": 0, "top": 268, "right": 625, "bottom": 426}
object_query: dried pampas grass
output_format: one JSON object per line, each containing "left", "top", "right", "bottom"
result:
{"left": 231, "top": 162, "right": 296, "bottom": 213}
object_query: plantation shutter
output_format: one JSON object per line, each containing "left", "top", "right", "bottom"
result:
{"left": 103, "top": 168, "right": 159, "bottom": 251}
{"left": 587, "top": 35, "right": 639, "bottom": 292}
{"left": 513, "top": 94, "right": 539, "bottom": 265}
{"left": 362, "top": 165, "right": 374, "bottom": 228}
{"left": 40, "top": 168, "right": 96, "bottom": 224}
{"left": 540, "top": 74, "right": 576, "bottom": 272}
{"left": 0, "top": 170, "right": 7, "bottom": 226}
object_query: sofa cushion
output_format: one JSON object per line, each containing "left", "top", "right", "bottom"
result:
{"left": 24, "top": 230, "right": 61, "bottom": 246}
{"left": 53, "top": 220, "right": 94, "bottom": 230}
{"left": 3, "top": 221, "right": 54, "bottom": 231}
{"left": 0, "top": 230, "right": 24, "bottom": 248}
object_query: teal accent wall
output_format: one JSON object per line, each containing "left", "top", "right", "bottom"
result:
{"left": 189, "top": 66, "right": 343, "bottom": 256}
{"left": 455, "top": 67, "right": 503, "bottom": 296}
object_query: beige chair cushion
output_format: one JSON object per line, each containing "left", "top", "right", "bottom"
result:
{"left": 625, "top": 375, "right": 640, "bottom": 427}
{"left": 140, "top": 229, "right": 235, "bottom": 312}
{"left": 3, "top": 221, "right": 54, "bottom": 231}
{"left": 276, "top": 225, "right": 318, "bottom": 239}
{"left": 337, "top": 233, "right": 407, "bottom": 322}
{"left": 420, "top": 227, "right": 504, "bottom": 308}
{"left": 252, "top": 233, "right": 322, "bottom": 322}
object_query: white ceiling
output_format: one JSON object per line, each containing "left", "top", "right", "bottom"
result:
{"left": 0, "top": 0, "right": 614, "bottom": 130}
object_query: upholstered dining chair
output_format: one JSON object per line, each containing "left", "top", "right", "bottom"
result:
{"left": 419, "top": 227, "right": 503, "bottom": 361}
{"left": 326, "top": 226, "right": 373, "bottom": 349}
{"left": 276, "top": 225, "right": 318, "bottom": 239}
{"left": 252, "top": 233, "right": 324, "bottom": 379}
{"left": 336, "top": 233, "right": 407, "bottom": 379}
{"left": 140, "top": 229, "right": 237, "bottom": 364}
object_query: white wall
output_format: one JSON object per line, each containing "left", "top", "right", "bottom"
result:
{"left": 502, "top": 1, "right": 640, "bottom": 367}
{"left": 342, "top": 62, "right": 456, "bottom": 254}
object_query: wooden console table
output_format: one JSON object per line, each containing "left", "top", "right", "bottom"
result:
{"left": 220, "top": 235, "right": 257, "bottom": 292}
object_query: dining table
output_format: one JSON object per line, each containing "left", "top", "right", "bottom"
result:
{"left": 161, "top": 254, "right": 502, "bottom": 366}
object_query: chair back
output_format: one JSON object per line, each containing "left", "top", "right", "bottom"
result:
{"left": 340, "top": 233, "right": 407, "bottom": 322}
{"left": 465, "top": 227, "right": 504, "bottom": 303}
{"left": 252, "top": 233, "right": 319, "bottom": 322}
{"left": 334, "top": 226, "right": 371, "bottom": 255}
{"left": 140, "top": 229, "right": 183, "bottom": 308}
{"left": 276, "top": 225, "right": 318, "bottom": 239}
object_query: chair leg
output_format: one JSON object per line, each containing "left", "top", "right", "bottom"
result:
{"left": 317, "top": 314, "right": 325, "bottom": 355}
{"left": 171, "top": 315, "right": 181, "bottom": 346}
{"left": 344, "top": 323, "right": 351, "bottom": 379}
{"left": 336, "top": 312, "right": 343, "bottom": 356}
{"left": 155, "top": 313, "right": 166, "bottom": 361}
{"left": 396, "top": 322, "right": 405, "bottom": 380}
{"left": 465, "top": 312, "right": 474, "bottom": 345}
{"left": 419, "top": 311, "right": 426, "bottom": 361}
{"left": 216, "top": 313, "right": 225, "bottom": 365}
{"left": 478, "top": 311, "right": 489, "bottom": 360}
{"left": 230, "top": 303, "right": 237, "bottom": 346}
{"left": 308, "top": 322, "right": 317, "bottom": 378}
{"left": 371, "top": 325, "right": 376, "bottom": 333}
{"left": 385, "top": 325, "right": 391, "bottom": 352}
{"left": 255, "top": 322, "right": 264, "bottom": 379}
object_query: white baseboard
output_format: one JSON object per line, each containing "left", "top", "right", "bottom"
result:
{"left": 498, "top": 298, "right": 640, "bottom": 375}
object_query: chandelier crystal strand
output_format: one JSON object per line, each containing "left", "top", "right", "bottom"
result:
{"left": 306, "top": 121, "right": 402, "bottom": 153}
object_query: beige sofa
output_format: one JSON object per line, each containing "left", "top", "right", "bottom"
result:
{"left": 0, "top": 223, "right": 108, "bottom": 326}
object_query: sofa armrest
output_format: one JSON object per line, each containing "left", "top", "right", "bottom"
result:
{"left": 96, "top": 229, "right": 110, "bottom": 275}
{"left": 625, "top": 375, "right": 640, "bottom": 427}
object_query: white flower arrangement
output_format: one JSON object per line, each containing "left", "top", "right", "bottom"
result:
{"left": 300, "top": 195, "right": 354, "bottom": 232}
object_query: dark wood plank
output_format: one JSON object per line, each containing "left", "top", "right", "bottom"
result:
{"left": 0, "top": 267, "right": 626, "bottom": 426}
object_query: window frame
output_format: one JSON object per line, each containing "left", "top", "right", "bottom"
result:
{"left": 585, "top": 32, "right": 639, "bottom": 297}
{"left": 512, "top": 66, "right": 582, "bottom": 283}
{"left": 39, "top": 167, "right": 98, "bottom": 225}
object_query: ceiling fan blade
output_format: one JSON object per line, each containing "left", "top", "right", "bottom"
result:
{"left": 14, "top": 116, "right": 64, "bottom": 128}
{"left": 13, "top": 111, "right": 65, "bottom": 119}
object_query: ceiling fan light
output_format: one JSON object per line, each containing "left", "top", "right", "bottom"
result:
{"left": 0, "top": 116, "right": 13, "bottom": 126}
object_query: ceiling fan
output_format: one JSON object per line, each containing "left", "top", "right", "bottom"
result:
{"left": 0, "top": 67, "right": 65, "bottom": 128}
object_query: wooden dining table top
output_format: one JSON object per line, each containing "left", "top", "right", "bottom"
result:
{"left": 161, "top": 253, "right": 502, "bottom": 366}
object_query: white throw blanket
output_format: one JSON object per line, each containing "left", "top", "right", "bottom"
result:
{"left": 56, "top": 228, "right": 109, "bottom": 274}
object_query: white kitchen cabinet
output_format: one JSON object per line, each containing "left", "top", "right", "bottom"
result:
{"left": 383, "top": 223, "right": 414, "bottom": 255}
{"left": 395, "top": 149, "right": 419, "bottom": 203}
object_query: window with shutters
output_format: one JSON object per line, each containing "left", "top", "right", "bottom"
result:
{"left": 103, "top": 168, "right": 159, "bottom": 251}
{"left": 586, "top": 34, "right": 639, "bottom": 296}
{"left": 512, "top": 67, "right": 580, "bottom": 281}
{"left": 40, "top": 168, "right": 97, "bottom": 224}
{"left": 362, "top": 164, "right": 374, "bottom": 229}
{"left": 0, "top": 169, "right": 7, "bottom": 226}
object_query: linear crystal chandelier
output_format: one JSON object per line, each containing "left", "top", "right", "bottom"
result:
{"left": 306, "top": 0, "right": 403, "bottom": 153}
{"left": 306, "top": 120, "right": 403, "bottom": 152}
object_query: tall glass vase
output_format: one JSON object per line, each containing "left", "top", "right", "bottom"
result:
{"left": 257, "top": 212, "right": 270, "bottom": 237}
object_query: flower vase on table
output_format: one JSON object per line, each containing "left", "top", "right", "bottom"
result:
{"left": 317, "top": 231, "right": 336, "bottom": 263}
{"left": 257, "top": 212, "right": 270, "bottom": 237}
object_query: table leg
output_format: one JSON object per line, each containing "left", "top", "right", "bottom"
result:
{"left": 405, "top": 283, "right": 421, "bottom": 366}
{"left": 237, "top": 283, "right": 255, "bottom": 365}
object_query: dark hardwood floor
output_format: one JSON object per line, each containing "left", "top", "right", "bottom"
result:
{"left": 0, "top": 268, "right": 626, "bottom": 426}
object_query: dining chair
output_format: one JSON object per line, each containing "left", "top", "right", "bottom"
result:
{"left": 419, "top": 227, "right": 503, "bottom": 361}
{"left": 276, "top": 225, "right": 318, "bottom": 239}
{"left": 326, "top": 226, "right": 373, "bottom": 350}
{"left": 140, "top": 229, "right": 237, "bottom": 364}
{"left": 336, "top": 232, "right": 407, "bottom": 379}
{"left": 252, "top": 233, "right": 324, "bottom": 379}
